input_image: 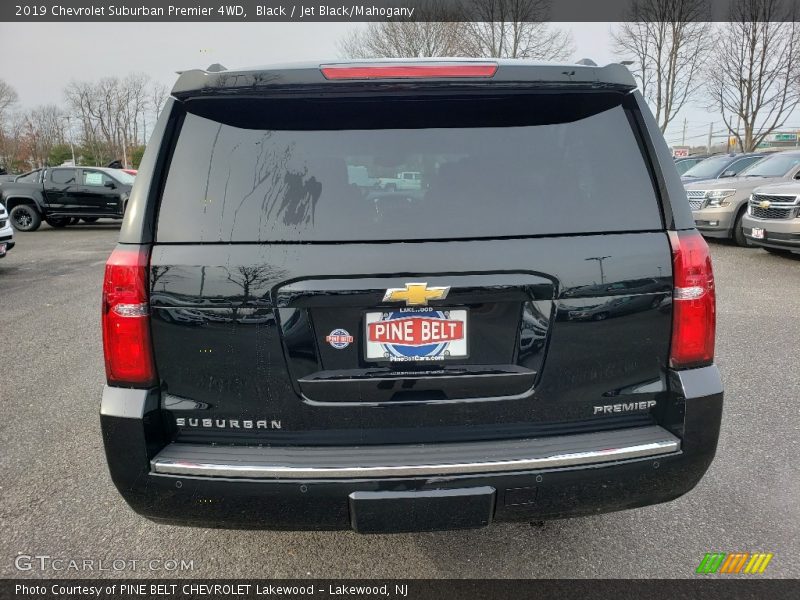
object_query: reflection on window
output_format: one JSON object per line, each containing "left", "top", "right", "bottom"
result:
{"left": 158, "top": 107, "right": 662, "bottom": 242}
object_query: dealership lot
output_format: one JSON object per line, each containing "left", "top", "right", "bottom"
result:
{"left": 1, "top": 224, "right": 798, "bottom": 578}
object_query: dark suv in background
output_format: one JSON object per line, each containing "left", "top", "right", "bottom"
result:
{"left": 100, "top": 59, "right": 722, "bottom": 533}
{"left": 0, "top": 166, "right": 134, "bottom": 231}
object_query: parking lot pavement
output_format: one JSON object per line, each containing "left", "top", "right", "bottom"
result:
{"left": 1, "top": 225, "right": 798, "bottom": 579}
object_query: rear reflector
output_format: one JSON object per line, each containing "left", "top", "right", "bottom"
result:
{"left": 320, "top": 63, "right": 498, "bottom": 80}
{"left": 668, "top": 230, "right": 716, "bottom": 369}
{"left": 102, "top": 246, "right": 156, "bottom": 387}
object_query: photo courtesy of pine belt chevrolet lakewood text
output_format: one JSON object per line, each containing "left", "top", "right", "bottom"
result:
{"left": 100, "top": 59, "right": 722, "bottom": 533}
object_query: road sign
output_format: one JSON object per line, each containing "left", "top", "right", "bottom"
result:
{"left": 773, "top": 133, "right": 797, "bottom": 142}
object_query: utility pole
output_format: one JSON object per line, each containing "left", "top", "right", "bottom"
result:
{"left": 707, "top": 122, "right": 713, "bottom": 154}
{"left": 65, "top": 115, "right": 76, "bottom": 166}
{"left": 682, "top": 118, "right": 688, "bottom": 147}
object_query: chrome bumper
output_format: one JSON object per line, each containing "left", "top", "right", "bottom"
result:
{"left": 151, "top": 425, "right": 680, "bottom": 479}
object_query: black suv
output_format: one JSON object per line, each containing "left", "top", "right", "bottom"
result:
{"left": 0, "top": 166, "right": 134, "bottom": 231}
{"left": 100, "top": 60, "right": 722, "bottom": 533}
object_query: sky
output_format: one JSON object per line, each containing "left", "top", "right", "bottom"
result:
{"left": 0, "top": 21, "right": 783, "bottom": 148}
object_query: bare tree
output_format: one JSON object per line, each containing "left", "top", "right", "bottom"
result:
{"left": 338, "top": 2, "right": 463, "bottom": 57}
{"left": 150, "top": 82, "right": 169, "bottom": 121}
{"left": 707, "top": 0, "right": 800, "bottom": 151}
{"left": 613, "top": 0, "right": 711, "bottom": 133}
{"left": 65, "top": 80, "right": 108, "bottom": 165}
{"left": 0, "top": 80, "right": 18, "bottom": 118}
{"left": 24, "top": 105, "right": 65, "bottom": 167}
{"left": 66, "top": 74, "right": 162, "bottom": 166}
{"left": 456, "top": 0, "right": 574, "bottom": 60}
{"left": 0, "top": 80, "right": 20, "bottom": 169}
{"left": 119, "top": 73, "right": 151, "bottom": 166}
{"left": 225, "top": 265, "right": 273, "bottom": 320}
{"left": 339, "top": 0, "right": 572, "bottom": 60}
{"left": 0, "top": 112, "right": 25, "bottom": 170}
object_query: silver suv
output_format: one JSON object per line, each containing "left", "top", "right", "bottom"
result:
{"left": 685, "top": 151, "right": 800, "bottom": 246}
{"left": 742, "top": 181, "right": 800, "bottom": 255}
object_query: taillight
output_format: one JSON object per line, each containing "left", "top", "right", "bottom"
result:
{"left": 668, "top": 230, "right": 716, "bottom": 369}
{"left": 320, "top": 63, "right": 498, "bottom": 80}
{"left": 102, "top": 246, "right": 156, "bottom": 387}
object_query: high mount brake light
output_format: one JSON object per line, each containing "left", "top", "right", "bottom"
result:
{"left": 320, "top": 63, "right": 499, "bottom": 80}
{"left": 102, "top": 246, "right": 156, "bottom": 387}
{"left": 668, "top": 230, "right": 716, "bottom": 369}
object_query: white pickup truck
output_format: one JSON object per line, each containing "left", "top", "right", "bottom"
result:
{"left": 377, "top": 171, "right": 422, "bottom": 191}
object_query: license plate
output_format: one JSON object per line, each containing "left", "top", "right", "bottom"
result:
{"left": 365, "top": 307, "right": 468, "bottom": 362}
{"left": 0, "top": 243, "right": 6, "bottom": 257}
{"left": 751, "top": 227, "right": 765, "bottom": 239}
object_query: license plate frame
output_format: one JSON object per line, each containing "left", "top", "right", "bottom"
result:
{"left": 751, "top": 227, "right": 765, "bottom": 239}
{"left": 349, "top": 487, "right": 495, "bottom": 533}
{"left": 364, "top": 307, "right": 469, "bottom": 363}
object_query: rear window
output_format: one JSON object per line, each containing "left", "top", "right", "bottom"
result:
{"left": 16, "top": 170, "right": 41, "bottom": 183}
{"left": 156, "top": 96, "right": 662, "bottom": 242}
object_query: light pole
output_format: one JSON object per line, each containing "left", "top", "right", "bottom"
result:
{"left": 585, "top": 256, "right": 611, "bottom": 285}
{"left": 63, "top": 115, "right": 76, "bottom": 166}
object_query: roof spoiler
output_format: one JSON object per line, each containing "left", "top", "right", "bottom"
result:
{"left": 171, "top": 59, "right": 637, "bottom": 98}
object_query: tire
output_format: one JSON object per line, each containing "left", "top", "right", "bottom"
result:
{"left": 81, "top": 217, "right": 99, "bottom": 223}
{"left": 46, "top": 217, "right": 69, "bottom": 228}
{"left": 9, "top": 204, "right": 42, "bottom": 232}
{"left": 732, "top": 209, "right": 750, "bottom": 247}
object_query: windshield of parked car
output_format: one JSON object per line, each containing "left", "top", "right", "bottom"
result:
{"left": 682, "top": 156, "right": 734, "bottom": 178}
{"left": 739, "top": 154, "right": 800, "bottom": 178}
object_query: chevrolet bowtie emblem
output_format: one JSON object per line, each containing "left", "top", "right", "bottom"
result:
{"left": 383, "top": 282, "right": 450, "bottom": 306}
{"left": 759, "top": 200, "right": 772, "bottom": 209}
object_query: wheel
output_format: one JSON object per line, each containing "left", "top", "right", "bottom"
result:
{"left": 46, "top": 217, "right": 69, "bottom": 228}
{"left": 81, "top": 217, "right": 99, "bottom": 223}
{"left": 9, "top": 204, "right": 42, "bottom": 232}
{"left": 732, "top": 209, "right": 750, "bottom": 247}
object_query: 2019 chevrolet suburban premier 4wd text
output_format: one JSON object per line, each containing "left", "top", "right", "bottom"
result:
{"left": 100, "top": 59, "right": 723, "bottom": 533}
